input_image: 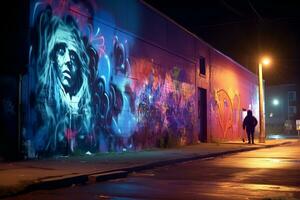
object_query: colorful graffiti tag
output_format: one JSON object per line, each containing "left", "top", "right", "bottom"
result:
{"left": 211, "top": 89, "right": 242, "bottom": 140}
{"left": 24, "top": 0, "right": 196, "bottom": 157}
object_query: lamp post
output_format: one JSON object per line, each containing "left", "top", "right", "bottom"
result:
{"left": 258, "top": 57, "right": 271, "bottom": 143}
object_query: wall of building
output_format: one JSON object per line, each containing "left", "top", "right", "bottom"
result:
{"left": 0, "top": 0, "right": 29, "bottom": 160}
{"left": 208, "top": 50, "right": 259, "bottom": 141}
{"left": 16, "top": 0, "right": 259, "bottom": 158}
{"left": 0, "top": 76, "right": 19, "bottom": 159}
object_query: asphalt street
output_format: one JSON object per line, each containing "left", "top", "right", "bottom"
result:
{"left": 4, "top": 141, "right": 300, "bottom": 200}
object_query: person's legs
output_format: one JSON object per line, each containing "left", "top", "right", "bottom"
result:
{"left": 247, "top": 131, "right": 251, "bottom": 144}
{"left": 251, "top": 131, "right": 255, "bottom": 144}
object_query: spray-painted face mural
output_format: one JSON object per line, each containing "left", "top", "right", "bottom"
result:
{"left": 25, "top": 0, "right": 196, "bottom": 157}
{"left": 52, "top": 28, "right": 81, "bottom": 91}
{"left": 29, "top": 7, "right": 93, "bottom": 155}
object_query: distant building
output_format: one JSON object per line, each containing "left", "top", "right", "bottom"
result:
{"left": 265, "top": 84, "right": 299, "bottom": 135}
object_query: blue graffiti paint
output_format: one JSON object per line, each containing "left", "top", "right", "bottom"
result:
{"left": 25, "top": 1, "right": 196, "bottom": 157}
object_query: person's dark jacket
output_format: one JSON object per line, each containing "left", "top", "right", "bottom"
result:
{"left": 243, "top": 110, "right": 258, "bottom": 133}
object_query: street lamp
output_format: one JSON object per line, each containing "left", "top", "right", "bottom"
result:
{"left": 258, "top": 56, "right": 271, "bottom": 143}
{"left": 272, "top": 99, "right": 279, "bottom": 106}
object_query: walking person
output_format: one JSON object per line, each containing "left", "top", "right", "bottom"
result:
{"left": 243, "top": 110, "right": 258, "bottom": 144}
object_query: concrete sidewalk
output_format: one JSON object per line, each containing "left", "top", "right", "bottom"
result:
{"left": 0, "top": 139, "right": 297, "bottom": 198}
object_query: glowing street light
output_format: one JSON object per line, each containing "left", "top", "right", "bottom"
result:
{"left": 258, "top": 56, "right": 271, "bottom": 143}
{"left": 262, "top": 57, "right": 271, "bottom": 65}
{"left": 272, "top": 99, "right": 279, "bottom": 106}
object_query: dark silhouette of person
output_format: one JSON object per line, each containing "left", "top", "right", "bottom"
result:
{"left": 243, "top": 110, "right": 258, "bottom": 144}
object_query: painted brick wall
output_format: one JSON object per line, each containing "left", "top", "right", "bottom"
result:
{"left": 19, "top": 0, "right": 258, "bottom": 158}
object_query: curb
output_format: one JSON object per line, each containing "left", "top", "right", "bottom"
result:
{"left": 118, "top": 141, "right": 293, "bottom": 173}
{"left": 0, "top": 141, "right": 293, "bottom": 198}
{"left": 88, "top": 171, "right": 129, "bottom": 183}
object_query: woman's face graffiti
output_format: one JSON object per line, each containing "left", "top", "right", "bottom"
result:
{"left": 51, "top": 25, "right": 81, "bottom": 92}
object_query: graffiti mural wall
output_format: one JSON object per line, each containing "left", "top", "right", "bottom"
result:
{"left": 210, "top": 89, "right": 242, "bottom": 140}
{"left": 24, "top": 0, "right": 197, "bottom": 157}
{"left": 209, "top": 50, "right": 259, "bottom": 142}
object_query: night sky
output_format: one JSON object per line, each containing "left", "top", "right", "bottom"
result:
{"left": 143, "top": 0, "right": 300, "bottom": 86}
